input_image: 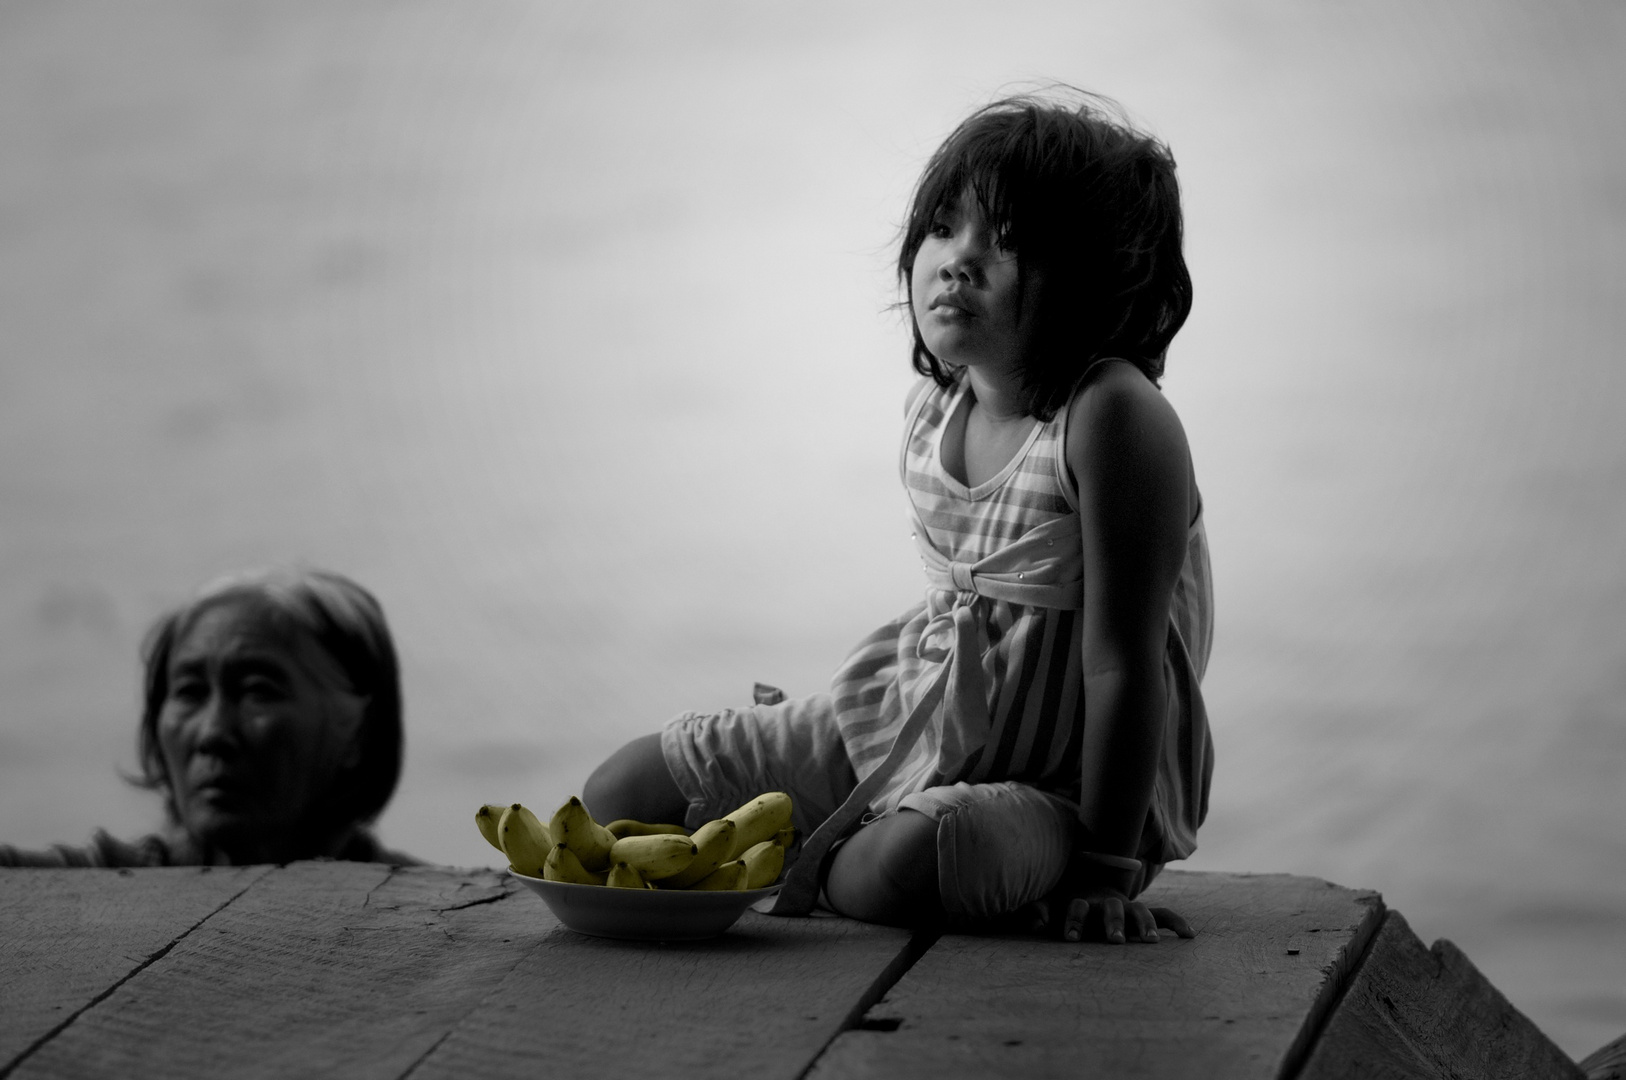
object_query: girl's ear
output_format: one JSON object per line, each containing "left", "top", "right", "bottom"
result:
{"left": 340, "top": 734, "right": 364, "bottom": 772}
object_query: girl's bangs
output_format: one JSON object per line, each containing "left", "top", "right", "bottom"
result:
{"left": 914, "top": 148, "right": 1020, "bottom": 243}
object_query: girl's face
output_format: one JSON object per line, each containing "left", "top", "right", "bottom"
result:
{"left": 910, "top": 192, "right": 1042, "bottom": 375}
{"left": 157, "top": 600, "right": 365, "bottom": 859}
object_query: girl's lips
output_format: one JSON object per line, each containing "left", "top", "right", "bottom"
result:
{"left": 930, "top": 296, "right": 975, "bottom": 316}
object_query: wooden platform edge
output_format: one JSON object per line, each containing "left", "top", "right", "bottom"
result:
{"left": 1293, "top": 909, "right": 1587, "bottom": 1080}
{"left": 1273, "top": 888, "right": 1388, "bottom": 1080}
{"left": 1579, "top": 1030, "right": 1626, "bottom": 1080}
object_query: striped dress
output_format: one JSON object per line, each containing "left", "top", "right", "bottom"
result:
{"left": 829, "top": 368, "right": 1215, "bottom": 865}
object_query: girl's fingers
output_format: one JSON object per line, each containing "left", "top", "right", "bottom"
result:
{"left": 1150, "top": 906, "right": 1196, "bottom": 939}
{"left": 1100, "top": 896, "right": 1126, "bottom": 943}
{"left": 1127, "top": 903, "right": 1160, "bottom": 943}
{"left": 1063, "top": 897, "right": 1090, "bottom": 942}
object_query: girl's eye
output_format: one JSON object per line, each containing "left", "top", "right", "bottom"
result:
{"left": 927, "top": 220, "right": 952, "bottom": 239}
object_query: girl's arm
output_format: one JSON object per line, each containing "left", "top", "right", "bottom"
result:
{"left": 1054, "top": 362, "right": 1196, "bottom": 943}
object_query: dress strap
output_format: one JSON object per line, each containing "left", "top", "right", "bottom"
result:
{"left": 769, "top": 658, "right": 951, "bottom": 916}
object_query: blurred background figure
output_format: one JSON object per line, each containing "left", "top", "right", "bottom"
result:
{"left": 1, "top": 567, "right": 413, "bottom": 866}
{"left": 0, "top": 0, "right": 1620, "bottom": 1058}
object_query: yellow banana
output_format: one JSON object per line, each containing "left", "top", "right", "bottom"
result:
{"left": 772, "top": 825, "right": 796, "bottom": 849}
{"left": 605, "top": 860, "right": 650, "bottom": 890}
{"left": 662, "top": 817, "right": 737, "bottom": 888}
{"left": 544, "top": 842, "right": 608, "bottom": 886}
{"left": 740, "top": 839, "right": 786, "bottom": 890}
{"left": 498, "top": 803, "right": 554, "bottom": 877}
{"left": 548, "top": 796, "right": 616, "bottom": 872}
{"left": 474, "top": 804, "right": 508, "bottom": 854}
{"left": 687, "top": 859, "right": 749, "bottom": 891}
{"left": 607, "top": 833, "right": 697, "bottom": 881}
{"left": 724, "top": 791, "right": 794, "bottom": 860}
{"left": 604, "top": 819, "right": 691, "bottom": 840}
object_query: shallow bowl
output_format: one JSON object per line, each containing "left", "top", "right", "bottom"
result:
{"left": 510, "top": 871, "right": 782, "bottom": 941}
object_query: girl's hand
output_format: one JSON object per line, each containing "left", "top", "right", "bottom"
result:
{"left": 1026, "top": 880, "right": 1195, "bottom": 944}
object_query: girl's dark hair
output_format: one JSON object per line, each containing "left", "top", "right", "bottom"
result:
{"left": 900, "top": 89, "right": 1192, "bottom": 418}
{"left": 135, "top": 566, "right": 404, "bottom": 836}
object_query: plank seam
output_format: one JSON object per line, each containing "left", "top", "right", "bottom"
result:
{"left": 1275, "top": 898, "right": 1390, "bottom": 1080}
{"left": 793, "top": 927, "right": 942, "bottom": 1080}
{"left": 0, "top": 867, "right": 271, "bottom": 1080}
{"left": 381, "top": 884, "right": 546, "bottom": 1080}
{"left": 395, "top": 1029, "right": 454, "bottom": 1080}
{"left": 432, "top": 881, "right": 518, "bottom": 914}
{"left": 362, "top": 865, "right": 402, "bottom": 908}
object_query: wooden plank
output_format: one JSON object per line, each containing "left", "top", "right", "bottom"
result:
{"left": 0, "top": 866, "right": 267, "bottom": 1069}
{"left": 409, "top": 909, "right": 921, "bottom": 1080}
{"left": 1579, "top": 1031, "right": 1626, "bottom": 1080}
{"left": 1296, "top": 910, "right": 1585, "bottom": 1080}
{"left": 8, "top": 862, "right": 531, "bottom": 1080}
{"left": 805, "top": 870, "right": 1384, "bottom": 1080}
{"left": 7, "top": 863, "right": 917, "bottom": 1080}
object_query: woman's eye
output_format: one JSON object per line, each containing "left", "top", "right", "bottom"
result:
{"left": 928, "top": 220, "right": 952, "bottom": 239}
{"left": 241, "top": 679, "right": 287, "bottom": 704}
{"left": 169, "top": 682, "right": 208, "bottom": 706}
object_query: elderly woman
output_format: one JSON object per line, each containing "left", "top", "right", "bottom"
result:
{"left": 0, "top": 567, "right": 415, "bottom": 866}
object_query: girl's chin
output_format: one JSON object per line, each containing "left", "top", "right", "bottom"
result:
{"left": 921, "top": 335, "right": 1011, "bottom": 370}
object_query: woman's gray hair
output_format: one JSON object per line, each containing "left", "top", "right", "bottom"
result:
{"left": 134, "top": 566, "right": 404, "bottom": 831}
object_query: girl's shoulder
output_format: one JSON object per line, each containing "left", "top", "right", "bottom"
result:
{"left": 1063, "top": 359, "right": 1192, "bottom": 500}
{"left": 903, "top": 374, "right": 953, "bottom": 418}
{"left": 1065, "top": 359, "right": 1184, "bottom": 444}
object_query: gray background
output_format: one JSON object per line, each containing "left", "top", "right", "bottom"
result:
{"left": 1, "top": 0, "right": 1621, "bottom": 1058}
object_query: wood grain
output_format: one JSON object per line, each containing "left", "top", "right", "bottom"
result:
{"left": 1296, "top": 910, "right": 1585, "bottom": 1080}
{"left": 1580, "top": 1030, "right": 1626, "bottom": 1080}
{"left": 7, "top": 862, "right": 529, "bottom": 1080}
{"left": 4, "top": 864, "right": 918, "bottom": 1080}
{"left": 409, "top": 910, "right": 920, "bottom": 1080}
{"left": 0, "top": 866, "right": 267, "bottom": 1069}
{"left": 10, "top": 865, "right": 1568, "bottom": 1080}
{"left": 805, "top": 870, "right": 1385, "bottom": 1080}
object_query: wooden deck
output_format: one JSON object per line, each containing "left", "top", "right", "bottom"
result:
{"left": 0, "top": 863, "right": 1585, "bottom": 1079}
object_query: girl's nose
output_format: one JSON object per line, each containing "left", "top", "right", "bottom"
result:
{"left": 938, "top": 230, "right": 987, "bottom": 282}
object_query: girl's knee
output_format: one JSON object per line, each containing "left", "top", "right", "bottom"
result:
{"left": 912, "top": 784, "right": 1074, "bottom": 919}
{"left": 824, "top": 809, "right": 942, "bottom": 927}
{"left": 582, "top": 732, "right": 686, "bottom": 825}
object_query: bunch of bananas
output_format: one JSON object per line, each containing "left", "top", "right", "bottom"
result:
{"left": 475, "top": 792, "right": 794, "bottom": 891}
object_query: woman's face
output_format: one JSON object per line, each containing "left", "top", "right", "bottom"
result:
{"left": 910, "top": 192, "right": 1042, "bottom": 375}
{"left": 156, "top": 600, "right": 364, "bottom": 860}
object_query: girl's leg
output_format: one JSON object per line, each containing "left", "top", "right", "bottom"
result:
{"left": 823, "top": 809, "right": 943, "bottom": 928}
{"left": 582, "top": 732, "right": 689, "bottom": 826}
{"left": 826, "top": 782, "right": 1076, "bottom": 930}
{"left": 586, "top": 694, "right": 856, "bottom": 839}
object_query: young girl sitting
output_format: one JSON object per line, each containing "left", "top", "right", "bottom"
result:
{"left": 585, "top": 89, "right": 1212, "bottom": 944}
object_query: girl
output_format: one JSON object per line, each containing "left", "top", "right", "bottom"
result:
{"left": 585, "top": 90, "right": 1211, "bottom": 944}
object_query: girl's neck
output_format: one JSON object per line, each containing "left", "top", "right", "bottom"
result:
{"left": 962, "top": 365, "right": 1029, "bottom": 422}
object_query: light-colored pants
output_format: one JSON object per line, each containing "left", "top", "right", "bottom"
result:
{"left": 660, "top": 693, "right": 1148, "bottom": 918}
